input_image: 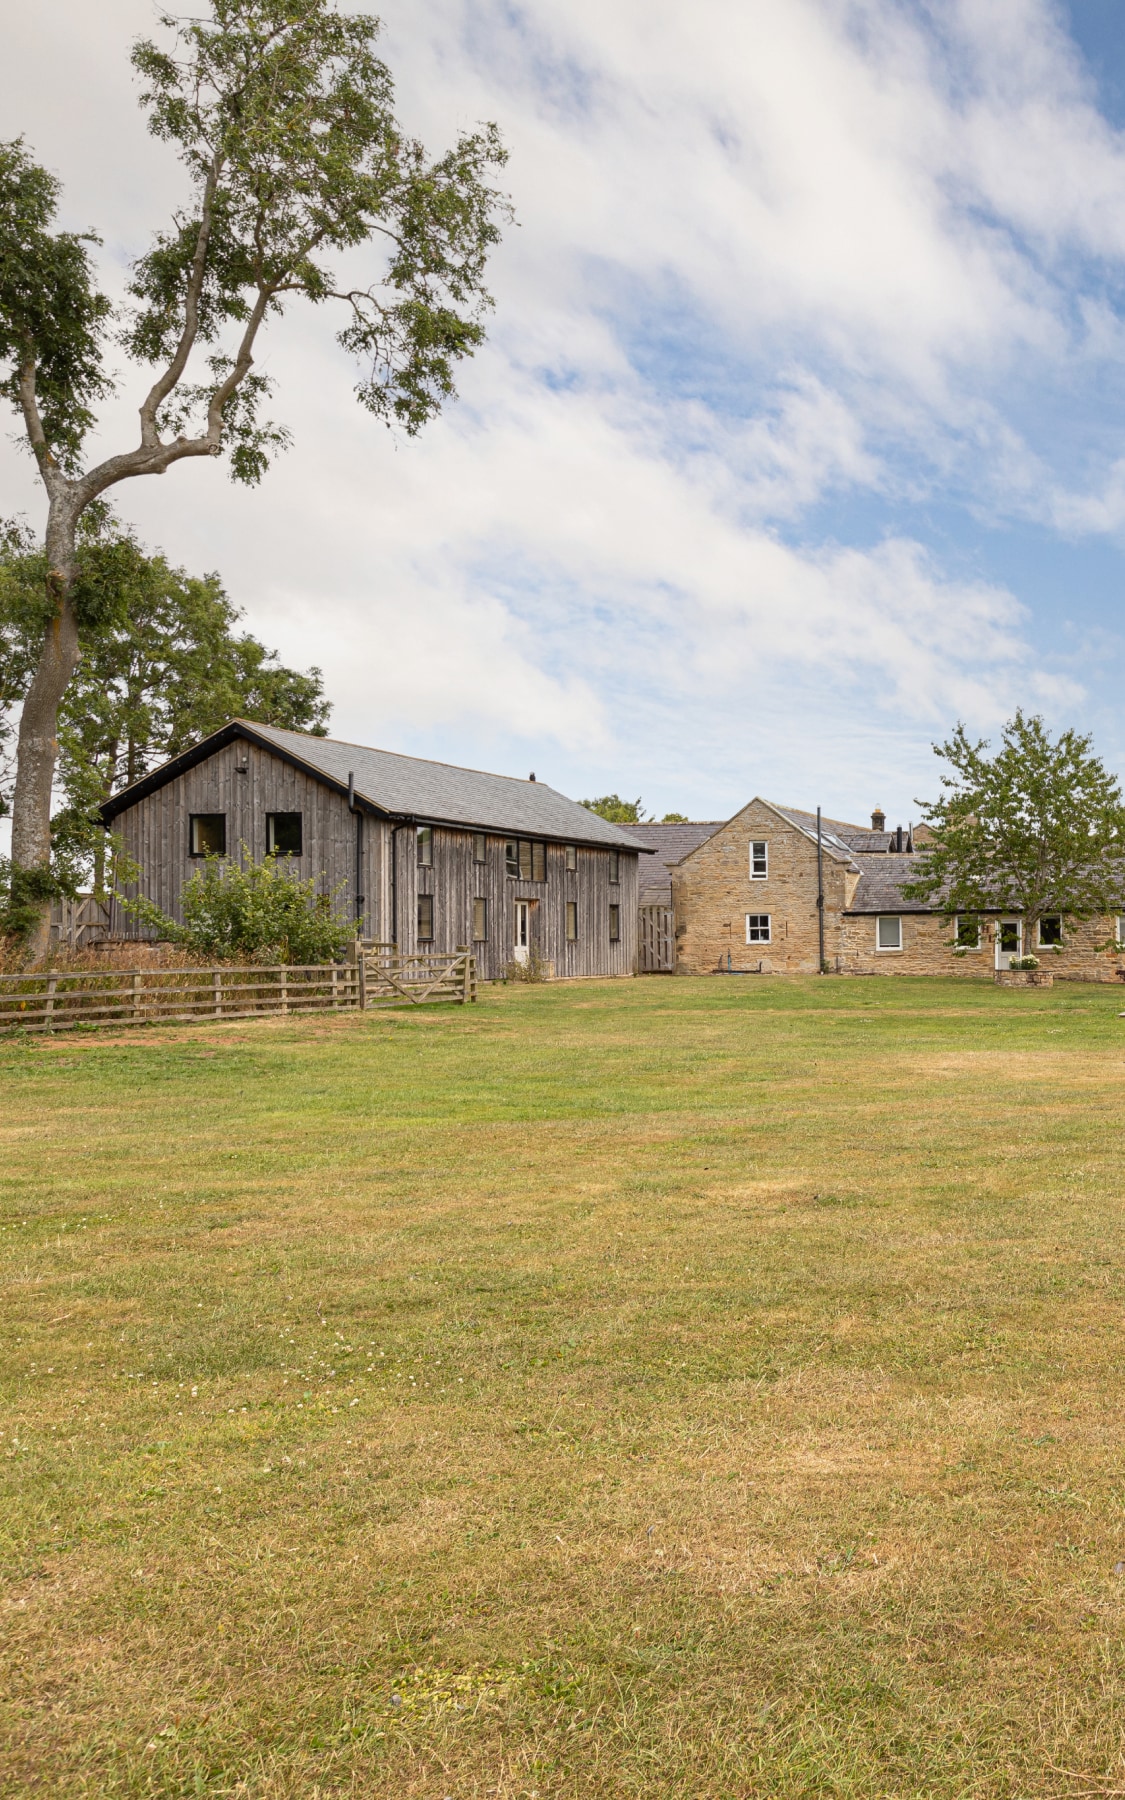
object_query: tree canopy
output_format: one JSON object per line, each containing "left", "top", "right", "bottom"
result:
{"left": 902, "top": 712, "right": 1125, "bottom": 945}
{"left": 582, "top": 794, "right": 648, "bottom": 824}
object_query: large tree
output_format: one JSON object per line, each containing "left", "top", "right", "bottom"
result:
{"left": 903, "top": 711, "right": 1125, "bottom": 952}
{"left": 0, "top": 509, "right": 328, "bottom": 896}
{"left": 0, "top": 0, "right": 508, "bottom": 953}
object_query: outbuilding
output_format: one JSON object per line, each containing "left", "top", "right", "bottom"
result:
{"left": 101, "top": 720, "right": 644, "bottom": 980}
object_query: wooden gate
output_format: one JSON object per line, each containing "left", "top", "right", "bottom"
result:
{"left": 639, "top": 905, "right": 675, "bottom": 973}
{"left": 361, "top": 945, "right": 478, "bottom": 1007}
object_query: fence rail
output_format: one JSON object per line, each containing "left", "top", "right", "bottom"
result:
{"left": 0, "top": 948, "right": 477, "bottom": 1035}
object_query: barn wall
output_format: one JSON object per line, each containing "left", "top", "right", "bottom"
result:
{"left": 109, "top": 737, "right": 382, "bottom": 940}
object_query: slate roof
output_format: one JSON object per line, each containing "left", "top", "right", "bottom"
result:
{"left": 844, "top": 854, "right": 931, "bottom": 914}
{"left": 102, "top": 719, "right": 648, "bottom": 851}
{"left": 772, "top": 805, "right": 913, "bottom": 857}
{"left": 618, "top": 822, "right": 724, "bottom": 903}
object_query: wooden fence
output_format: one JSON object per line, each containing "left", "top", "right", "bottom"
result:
{"left": 49, "top": 894, "right": 110, "bottom": 951}
{"left": 0, "top": 949, "right": 477, "bottom": 1035}
{"left": 639, "top": 904, "right": 675, "bottom": 973}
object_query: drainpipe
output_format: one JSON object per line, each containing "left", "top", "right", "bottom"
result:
{"left": 817, "top": 805, "right": 825, "bottom": 973}
{"left": 347, "top": 772, "right": 365, "bottom": 936}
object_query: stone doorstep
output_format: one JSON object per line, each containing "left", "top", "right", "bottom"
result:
{"left": 994, "top": 970, "right": 1054, "bottom": 988}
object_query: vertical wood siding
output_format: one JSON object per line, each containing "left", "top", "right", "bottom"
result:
{"left": 108, "top": 740, "right": 638, "bottom": 978}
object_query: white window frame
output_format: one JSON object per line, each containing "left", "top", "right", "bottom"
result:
{"left": 749, "top": 840, "right": 768, "bottom": 880}
{"left": 954, "top": 915, "right": 981, "bottom": 951}
{"left": 745, "top": 913, "right": 771, "bottom": 944}
{"left": 1118, "top": 916, "right": 1125, "bottom": 948}
{"left": 876, "top": 915, "right": 902, "bottom": 952}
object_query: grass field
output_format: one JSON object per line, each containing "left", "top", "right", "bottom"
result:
{"left": 3, "top": 974, "right": 1125, "bottom": 1798}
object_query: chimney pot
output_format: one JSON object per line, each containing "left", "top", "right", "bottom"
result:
{"left": 895, "top": 825, "right": 903, "bottom": 852}
{"left": 871, "top": 807, "right": 885, "bottom": 832}
{"left": 529, "top": 772, "right": 536, "bottom": 782}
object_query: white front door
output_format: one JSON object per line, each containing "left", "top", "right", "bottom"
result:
{"left": 995, "top": 918, "right": 1022, "bottom": 969}
{"left": 513, "top": 900, "right": 530, "bottom": 964}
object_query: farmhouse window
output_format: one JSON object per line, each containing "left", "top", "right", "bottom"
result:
{"left": 876, "top": 915, "right": 902, "bottom": 951}
{"left": 1118, "top": 917, "right": 1125, "bottom": 946}
{"left": 417, "top": 894, "right": 434, "bottom": 941}
{"left": 609, "top": 850, "right": 620, "bottom": 884}
{"left": 189, "top": 814, "right": 226, "bottom": 858}
{"left": 417, "top": 826, "right": 433, "bottom": 867}
{"left": 565, "top": 844, "right": 577, "bottom": 872}
{"left": 955, "top": 915, "right": 981, "bottom": 949}
{"left": 609, "top": 904, "right": 621, "bottom": 941}
{"left": 266, "top": 812, "right": 302, "bottom": 857}
{"left": 750, "top": 841, "right": 768, "bottom": 879}
{"left": 745, "top": 913, "right": 771, "bottom": 944}
{"left": 1038, "top": 916, "right": 1063, "bottom": 947}
{"left": 472, "top": 897, "right": 488, "bottom": 942}
{"left": 566, "top": 900, "right": 579, "bottom": 941}
{"left": 505, "top": 839, "right": 546, "bottom": 880}
{"left": 472, "top": 833, "right": 486, "bottom": 863}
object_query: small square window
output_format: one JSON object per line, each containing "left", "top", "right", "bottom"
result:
{"left": 609, "top": 850, "right": 620, "bottom": 885}
{"left": 531, "top": 841, "right": 546, "bottom": 882}
{"left": 565, "top": 844, "right": 577, "bottom": 872}
{"left": 472, "top": 833, "right": 486, "bottom": 863}
{"left": 566, "top": 900, "right": 578, "bottom": 942}
{"left": 608, "top": 903, "right": 621, "bottom": 941}
{"left": 750, "top": 841, "right": 768, "bottom": 880}
{"left": 876, "top": 915, "right": 902, "bottom": 951}
{"left": 266, "top": 812, "right": 302, "bottom": 857}
{"left": 955, "top": 915, "right": 981, "bottom": 950}
{"left": 745, "top": 913, "right": 771, "bottom": 944}
{"left": 472, "top": 897, "right": 488, "bottom": 942}
{"left": 417, "top": 826, "right": 433, "bottom": 868}
{"left": 1038, "top": 916, "right": 1063, "bottom": 947}
{"left": 189, "top": 814, "right": 226, "bottom": 858}
{"left": 417, "top": 893, "right": 434, "bottom": 941}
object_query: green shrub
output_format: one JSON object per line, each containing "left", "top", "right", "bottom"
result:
{"left": 126, "top": 848, "right": 351, "bottom": 964}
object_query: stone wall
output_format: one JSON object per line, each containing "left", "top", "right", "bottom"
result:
{"left": 671, "top": 800, "right": 854, "bottom": 975}
{"left": 839, "top": 911, "right": 1125, "bottom": 981}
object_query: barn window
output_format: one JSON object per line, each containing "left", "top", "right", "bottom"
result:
{"left": 505, "top": 839, "right": 545, "bottom": 880}
{"left": 955, "top": 915, "right": 981, "bottom": 949}
{"left": 189, "top": 814, "right": 226, "bottom": 858}
{"left": 565, "top": 844, "right": 577, "bottom": 872}
{"left": 417, "top": 826, "right": 433, "bottom": 867}
{"left": 750, "top": 841, "right": 768, "bottom": 879}
{"left": 609, "top": 904, "right": 620, "bottom": 941}
{"left": 472, "top": 833, "right": 486, "bottom": 863}
{"left": 1038, "top": 916, "right": 1063, "bottom": 947}
{"left": 609, "top": 850, "right": 620, "bottom": 884}
{"left": 566, "top": 901, "right": 579, "bottom": 941}
{"left": 472, "top": 897, "right": 488, "bottom": 942}
{"left": 876, "top": 916, "right": 902, "bottom": 951}
{"left": 417, "top": 894, "right": 434, "bottom": 941}
{"left": 266, "top": 812, "right": 302, "bottom": 857}
{"left": 745, "top": 913, "right": 771, "bottom": 944}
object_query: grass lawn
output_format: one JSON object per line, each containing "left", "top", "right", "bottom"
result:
{"left": 3, "top": 974, "right": 1125, "bottom": 1798}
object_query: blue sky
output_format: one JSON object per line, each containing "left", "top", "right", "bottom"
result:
{"left": 4, "top": 0, "right": 1125, "bottom": 830}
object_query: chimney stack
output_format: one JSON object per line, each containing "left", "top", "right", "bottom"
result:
{"left": 529, "top": 772, "right": 536, "bottom": 782}
{"left": 871, "top": 808, "right": 885, "bottom": 832}
{"left": 895, "top": 825, "right": 903, "bottom": 852}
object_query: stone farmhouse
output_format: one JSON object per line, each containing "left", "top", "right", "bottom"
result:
{"left": 625, "top": 800, "right": 1125, "bottom": 981}
{"left": 101, "top": 720, "right": 646, "bottom": 982}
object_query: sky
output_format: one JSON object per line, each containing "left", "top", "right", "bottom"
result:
{"left": 4, "top": 0, "right": 1125, "bottom": 830}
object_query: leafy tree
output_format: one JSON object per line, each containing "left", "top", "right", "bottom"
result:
{"left": 1, "top": 509, "right": 328, "bottom": 896}
{"left": 128, "top": 848, "right": 350, "bottom": 964}
{"left": 660, "top": 812, "right": 689, "bottom": 823}
{"left": 582, "top": 794, "right": 648, "bottom": 824}
{"left": 902, "top": 712, "right": 1125, "bottom": 952}
{"left": 0, "top": 0, "right": 509, "bottom": 952}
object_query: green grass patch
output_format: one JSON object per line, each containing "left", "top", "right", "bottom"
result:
{"left": 3, "top": 974, "right": 1125, "bottom": 1795}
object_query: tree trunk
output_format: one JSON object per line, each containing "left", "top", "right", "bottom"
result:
{"left": 9, "top": 501, "right": 81, "bottom": 962}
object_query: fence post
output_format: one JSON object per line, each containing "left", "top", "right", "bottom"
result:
{"left": 132, "top": 971, "right": 141, "bottom": 1023}
{"left": 358, "top": 951, "right": 368, "bottom": 1012}
{"left": 213, "top": 969, "right": 222, "bottom": 1018}
{"left": 331, "top": 966, "right": 338, "bottom": 1010}
{"left": 44, "top": 972, "right": 58, "bottom": 1031}
{"left": 280, "top": 967, "right": 289, "bottom": 1015}
{"left": 456, "top": 945, "right": 470, "bottom": 1005}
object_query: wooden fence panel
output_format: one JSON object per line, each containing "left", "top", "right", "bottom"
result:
{"left": 639, "top": 905, "right": 675, "bottom": 973}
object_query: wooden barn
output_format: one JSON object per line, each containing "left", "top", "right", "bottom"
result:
{"left": 100, "top": 720, "right": 645, "bottom": 980}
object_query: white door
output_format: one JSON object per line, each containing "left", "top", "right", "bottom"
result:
{"left": 995, "top": 918, "right": 1022, "bottom": 969}
{"left": 513, "top": 900, "right": 530, "bottom": 964}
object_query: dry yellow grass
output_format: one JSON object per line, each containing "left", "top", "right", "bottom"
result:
{"left": 3, "top": 974, "right": 1125, "bottom": 1797}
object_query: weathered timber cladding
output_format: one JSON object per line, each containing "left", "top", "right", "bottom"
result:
{"left": 110, "top": 737, "right": 386, "bottom": 939}
{"left": 411, "top": 828, "right": 637, "bottom": 980}
{"left": 671, "top": 800, "right": 852, "bottom": 975}
{"left": 108, "top": 733, "right": 639, "bottom": 980}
